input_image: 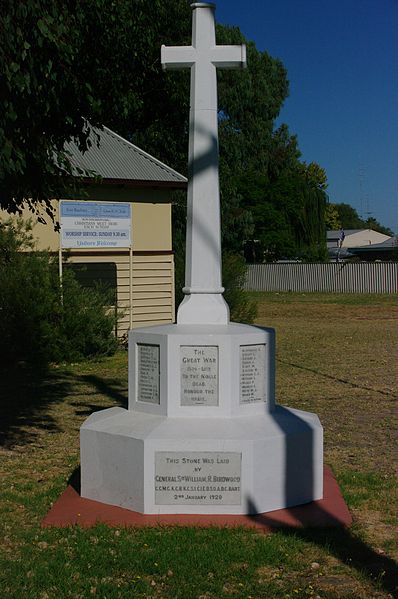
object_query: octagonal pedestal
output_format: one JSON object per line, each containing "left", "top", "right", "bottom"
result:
{"left": 80, "top": 323, "right": 323, "bottom": 515}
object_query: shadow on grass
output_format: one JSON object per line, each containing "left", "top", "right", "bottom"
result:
{"left": 246, "top": 402, "right": 398, "bottom": 599}
{"left": 0, "top": 366, "right": 127, "bottom": 449}
{"left": 248, "top": 503, "right": 398, "bottom": 598}
{"left": 278, "top": 358, "right": 398, "bottom": 400}
{"left": 68, "top": 375, "right": 127, "bottom": 418}
{"left": 78, "top": 374, "right": 128, "bottom": 408}
{"left": 0, "top": 365, "right": 73, "bottom": 448}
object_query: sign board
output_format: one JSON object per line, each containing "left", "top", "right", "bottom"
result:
{"left": 60, "top": 201, "right": 131, "bottom": 249}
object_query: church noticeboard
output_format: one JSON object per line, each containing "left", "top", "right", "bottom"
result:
{"left": 60, "top": 201, "right": 131, "bottom": 249}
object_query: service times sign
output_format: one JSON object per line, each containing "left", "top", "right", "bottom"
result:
{"left": 60, "top": 201, "right": 131, "bottom": 249}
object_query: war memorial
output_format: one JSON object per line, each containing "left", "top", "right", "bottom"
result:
{"left": 79, "top": 2, "right": 323, "bottom": 516}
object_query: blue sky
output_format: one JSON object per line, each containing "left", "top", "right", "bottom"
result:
{"left": 214, "top": 0, "right": 398, "bottom": 233}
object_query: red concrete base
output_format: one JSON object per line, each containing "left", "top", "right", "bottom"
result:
{"left": 42, "top": 466, "right": 351, "bottom": 530}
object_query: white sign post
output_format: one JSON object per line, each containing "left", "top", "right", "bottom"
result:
{"left": 59, "top": 200, "right": 133, "bottom": 328}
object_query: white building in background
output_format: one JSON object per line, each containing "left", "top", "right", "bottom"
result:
{"left": 327, "top": 229, "right": 392, "bottom": 260}
{"left": 327, "top": 229, "right": 391, "bottom": 249}
{"left": 0, "top": 125, "right": 187, "bottom": 336}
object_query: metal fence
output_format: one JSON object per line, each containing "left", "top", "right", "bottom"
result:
{"left": 245, "top": 262, "right": 398, "bottom": 294}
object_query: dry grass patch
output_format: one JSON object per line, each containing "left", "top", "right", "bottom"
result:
{"left": 0, "top": 294, "right": 397, "bottom": 598}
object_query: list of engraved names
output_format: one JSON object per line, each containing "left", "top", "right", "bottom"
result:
{"left": 240, "top": 344, "right": 266, "bottom": 404}
{"left": 137, "top": 344, "right": 160, "bottom": 404}
{"left": 180, "top": 346, "right": 218, "bottom": 406}
{"left": 155, "top": 451, "right": 242, "bottom": 505}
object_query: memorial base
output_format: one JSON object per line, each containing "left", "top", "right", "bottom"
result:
{"left": 80, "top": 322, "right": 323, "bottom": 515}
{"left": 43, "top": 467, "right": 351, "bottom": 529}
{"left": 81, "top": 406, "right": 323, "bottom": 515}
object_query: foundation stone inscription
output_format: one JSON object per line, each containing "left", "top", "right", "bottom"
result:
{"left": 240, "top": 344, "right": 266, "bottom": 404}
{"left": 137, "top": 344, "right": 160, "bottom": 404}
{"left": 180, "top": 346, "right": 218, "bottom": 406}
{"left": 155, "top": 451, "right": 242, "bottom": 505}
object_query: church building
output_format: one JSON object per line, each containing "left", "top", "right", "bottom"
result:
{"left": 2, "top": 126, "right": 187, "bottom": 337}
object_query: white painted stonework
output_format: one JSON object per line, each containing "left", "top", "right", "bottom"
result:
{"left": 161, "top": 2, "right": 246, "bottom": 325}
{"left": 80, "top": 2, "right": 323, "bottom": 515}
{"left": 81, "top": 403, "right": 323, "bottom": 514}
{"left": 81, "top": 321, "right": 323, "bottom": 514}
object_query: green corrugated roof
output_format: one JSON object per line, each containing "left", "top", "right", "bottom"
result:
{"left": 64, "top": 126, "right": 187, "bottom": 187}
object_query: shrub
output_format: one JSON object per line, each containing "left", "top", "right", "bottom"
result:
{"left": 54, "top": 270, "right": 118, "bottom": 362}
{"left": 222, "top": 252, "right": 257, "bottom": 324}
{"left": 0, "top": 220, "right": 118, "bottom": 367}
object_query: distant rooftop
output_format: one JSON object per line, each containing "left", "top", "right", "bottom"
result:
{"left": 327, "top": 229, "right": 365, "bottom": 239}
{"left": 350, "top": 236, "right": 398, "bottom": 251}
{"left": 64, "top": 125, "right": 187, "bottom": 189}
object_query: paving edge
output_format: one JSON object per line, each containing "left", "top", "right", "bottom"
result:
{"left": 41, "top": 466, "right": 352, "bottom": 530}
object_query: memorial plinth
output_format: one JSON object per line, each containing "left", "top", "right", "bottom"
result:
{"left": 81, "top": 323, "right": 323, "bottom": 514}
{"left": 80, "top": 2, "right": 323, "bottom": 516}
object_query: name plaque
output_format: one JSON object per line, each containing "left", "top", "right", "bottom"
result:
{"left": 180, "top": 346, "right": 218, "bottom": 406}
{"left": 137, "top": 344, "right": 160, "bottom": 404}
{"left": 240, "top": 344, "right": 266, "bottom": 404}
{"left": 155, "top": 451, "right": 242, "bottom": 505}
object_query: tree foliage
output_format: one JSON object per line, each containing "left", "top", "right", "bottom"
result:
{"left": 0, "top": 220, "right": 118, "bottom": 367}
{"left": 325, "top": 203, "right": 341, "bottom": 230}
{"left": 364, "top": 216, "right": 393, "bottom": 237}
{"left": 0, "top": 0, "right": 191, "bottom": 213}
{"left": 330, "top": 203, "right": 393, "bottom": 236}
{"left": 1, "top": 0, "right": 331, "bottom": 262}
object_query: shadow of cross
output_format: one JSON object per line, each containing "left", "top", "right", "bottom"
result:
{"left": 161, "top": 2, "right": 246, "bottom": 324}
{"left": 245, "top": 406, "right": 398, "bottom": 599}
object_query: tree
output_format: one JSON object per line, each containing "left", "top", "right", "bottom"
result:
{"left": 233, "top": 128, "right": 329, "bottom": 261}
{"left": 1, "top": 1, "right": 101, "bottom": 213}
{"left": 325, "top": 203, "right": 341, "bottom": 230}
{"left": 0, "top": 0, "right": 192, "bottom": 213}
{"left": 332, "top": 203, "right": 393, "bottom": 236}
{"left": 1, "top": 0, "right": 329, "bottom": 263}
{"left": 0, "top": 220, "right": 117, "bottom": 367}
{"left": 333, "top": 203, "right": 363, "bottom": 230}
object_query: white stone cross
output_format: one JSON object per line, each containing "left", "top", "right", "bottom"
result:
{"left": 161, "top": 2, "right": 246, "bottom": 324}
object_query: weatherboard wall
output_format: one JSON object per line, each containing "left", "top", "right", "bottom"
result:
{"left": 69, "top": 251, "right": 175, "bottom": 337}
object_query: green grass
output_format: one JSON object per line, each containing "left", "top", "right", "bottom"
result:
{"left": 1, "top": 293, "right": 397, "bottom": 598}
{"left": 337, "top": 471, "right": 396, "bottom": 509}
{"left": 2, "top": 527, "right": 313, "bottom": 599}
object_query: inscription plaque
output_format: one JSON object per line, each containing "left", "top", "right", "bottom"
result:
{"left": 155, "top": 451, "right": 242, "bottom": 505}
{"left": 137, "top": 344, "right": 160, "bottom": 404}
{"left": 240, "top": 344, "right": 266, "bottom": 404}
{"left": 180, "top": 346, "right": 218, "bottom": 406}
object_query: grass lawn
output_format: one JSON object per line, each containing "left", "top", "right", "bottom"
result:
{"left": 0, "top": 292, "right": 397, "bottom": 598}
